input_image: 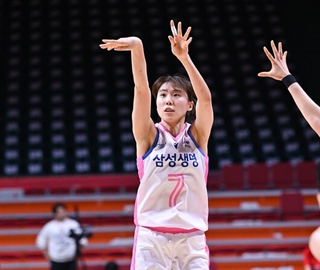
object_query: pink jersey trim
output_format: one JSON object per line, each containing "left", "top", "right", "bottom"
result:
{"left": 204, "top": 156, "right": 209, "bottom": 184}
{"left": 134, "top": 199, "right": 138, "bottom": 226}
{"left": 158, "top": 122, "right": 187, "bottom": 142}
{"left": 130, "top": 226, "right": 139, "bottom": 270}
{"left": 145, "top": 226, "right": 200, "bottom": 234}
{"left": 136, "top": 157, "right": 144, "bottom": 180}
{"left": 205, "top": 234, "right": 210, "bottom": 269}
{"left": 135, "top": 158, "right": 144, "bottom": 226}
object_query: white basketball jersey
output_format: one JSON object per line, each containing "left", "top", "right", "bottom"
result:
{"left": 135, "top": 122, "right": 209, "bottom": 232}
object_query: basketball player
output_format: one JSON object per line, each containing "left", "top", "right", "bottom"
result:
{"left": 258, "top": 40, "right": 320, "bottom": 262}
{"left": 100, "top": 20, "right": 213, "bottom": 270}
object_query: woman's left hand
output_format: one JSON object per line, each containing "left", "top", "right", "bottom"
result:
{"left": 168, "top": 20, "right": 192, "bottom": 59}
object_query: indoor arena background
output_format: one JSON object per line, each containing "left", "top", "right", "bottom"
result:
{"left": 0, "top": 0, "right": 320, "bottom": 270}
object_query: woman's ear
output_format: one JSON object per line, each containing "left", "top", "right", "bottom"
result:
{"left": 188, "top": 101, "right": 194, "bottom": 111}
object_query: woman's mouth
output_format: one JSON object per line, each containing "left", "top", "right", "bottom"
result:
{"left": 165, "top": 108, "right": 174, "bottom": 112}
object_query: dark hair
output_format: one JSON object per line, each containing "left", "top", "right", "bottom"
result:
{"left": 105, "top": 262, "right": 119, "bottom": 270}
{"left": 151, "top": 74, "right": 197, "bottom": 123}
{"left": 52, "top": 203, "right": 67, "bottom": 214}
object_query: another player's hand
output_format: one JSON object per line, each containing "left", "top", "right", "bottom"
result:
{"left": 99, "top": 37, "right": 142, "bottom": 51}
{"left": 258, "top": 40, "right": 291, "bottom": 81}
{"left": 168, "top": 20, "right": 192, "bottom": 59}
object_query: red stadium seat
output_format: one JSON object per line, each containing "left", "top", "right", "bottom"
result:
{"left": 295, "top": 161, "right": 318, "bottom": 188}
{"left": 246, "top": 163, "right": 270, "bottom": 190}
{"left": 270, "top": 162, "right": 294, "bottom": 189}
{"left": 279, "top": 190, "right": 305, "bottom": 220}
{"left": 221, "top": 163, "right": 245, "bottom": 190}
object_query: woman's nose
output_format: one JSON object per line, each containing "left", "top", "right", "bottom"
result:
{"left": 165, "top": 96, "right": 172, "bottom": 104}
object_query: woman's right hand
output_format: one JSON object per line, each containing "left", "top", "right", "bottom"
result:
{"left": 99, "top": 37, "right": 142, "bottom": 51}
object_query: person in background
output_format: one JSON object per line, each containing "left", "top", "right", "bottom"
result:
{"left": 105, "top": 261, "right": 119, "bottom": 270}
{"left": 36, "top": 203, "right": 88, "bottom": 270}
{"left": 258, "top": 40, "right": 320, "bottom": 264}
{"left": 100, "top": 20, "right": 213, "bottom": 270}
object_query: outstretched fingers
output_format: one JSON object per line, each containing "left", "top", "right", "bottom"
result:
{"left": 283, "top": 50, "right": 288, "bottom": 63}
{"left": 177, "top": 21, "right": 182, "bottom": 36}
{"left": 257, "top": 45, "right": 275, "bottom": 77}
{"left": 99, "top": 39, "right": 116, "bottom": 50}
{"left": 258, "top": 40, "right": 290, "bottom": 79}
{"left": 257, "top": 71, "right": 270, "bottom": 77}
{"left": 168, "top": 35, "right": 175, "bottom": 46}
{"left": 185, "top": 37, "right": 193, "bottom": 46}
{"left": 99, "top": 39, "right": 128, "bottom": 51}
{"left": 263, "top": 46, "right": 275, "bottom": 63}
{"left": 269, "top": 41, "right": 289, "bottom": 68}
{"left": 278, "top": 42, "right": 283, "bottom": 59}
{"left": 170, "top": 20, "right": 178, "bottom": 36}
{"left": 176, "top": 21, "right": 192, "bottom": 39}
{"left": 270, "top": 40, "right": 281, "bottom": 60}
{"left": 183, "top": 26, "right": 192, "bottom": 40}
{"left": 170, "top": 20, "right": 192, "bottom": 41}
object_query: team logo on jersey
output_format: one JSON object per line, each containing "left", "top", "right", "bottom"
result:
{"left": 183, "top": 140, "right": 191, "bottom": 149}
{"left": 157, "top": 143, "right": 165, "bottom": 149}
{"left": 173, "top": 142, "right": 179, "bottom": 149}
{"left": 152, "top": 153, "right": 199, "bottom": 168}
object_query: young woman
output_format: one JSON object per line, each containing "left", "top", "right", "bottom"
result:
{"left": 100, "top": 20, "right": 213, "bottom": 270}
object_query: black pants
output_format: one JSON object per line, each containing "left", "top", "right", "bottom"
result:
{"left": 51, "top": 260, "right": 77, "bottom": 270}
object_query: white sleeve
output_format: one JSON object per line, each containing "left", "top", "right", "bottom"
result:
{"left": 36, "top": 224, "right": 49, "bottom": 250}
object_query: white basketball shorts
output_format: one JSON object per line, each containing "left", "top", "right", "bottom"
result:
{"left": 130, "top": 226, "right": 210, "bottom": 270}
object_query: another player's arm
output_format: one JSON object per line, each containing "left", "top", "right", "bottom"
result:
{"left": 258, "top": 40, "right": 320, "bottom": 137}
{"left": 287, "top": 83, "right": 320, "bottom": 136}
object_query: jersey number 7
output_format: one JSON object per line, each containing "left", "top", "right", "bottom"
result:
{"left": 168, "top": 174, "right": 185, "bottom": 207}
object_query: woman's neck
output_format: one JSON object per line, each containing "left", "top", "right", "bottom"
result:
{"left": 160, "top": 121, "right": 185, "bottom": 137}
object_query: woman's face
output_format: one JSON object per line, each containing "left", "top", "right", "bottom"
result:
{"left": 156, "top": 82, "right": 193, "bottom": 123}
